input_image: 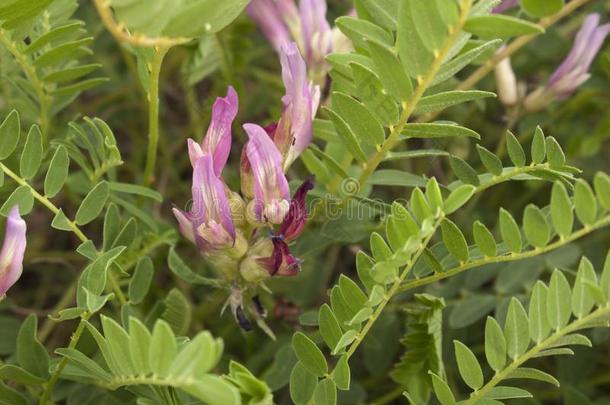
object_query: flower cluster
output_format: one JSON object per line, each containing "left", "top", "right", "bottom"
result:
{"left": 0, "top": 206, "right": 27, "bottom": 298}
{"left": 247, "top": 0, "right": 351, "bottom": 84}
{"left": 173, "top": 43, "right": 318, "bottom": 287}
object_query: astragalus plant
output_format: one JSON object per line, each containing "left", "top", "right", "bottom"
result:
{"left": 0, "top": 0, "right": 609, "bottom": 404}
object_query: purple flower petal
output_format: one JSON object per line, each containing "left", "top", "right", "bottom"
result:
{"left": 0, "top": 206, "right": 27, "bottom": 297}
{"left": 200, "top": 86, "right": 238, "bottom": 176}
{"left": 244, "top": 123, "right": 291, "bottom": 223}
{"left": 299, "top": 0, "right": 332, "bottom": 63}
{"left": 247, "top": 0, "right": 293, "bottom": 52}
{"left": 191, "top": 155, "right": 235, "bottom": 248}
{"left": 274, "top": 43, "right": 318, "bottom": 169}
{"left": 258, "top": 238, "right": 301, "bottom": 276}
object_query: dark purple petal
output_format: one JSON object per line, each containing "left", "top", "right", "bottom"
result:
{"left": 278, "top": 177, "right": 314, "bottom": 241}
{"left": 258, "top": 238, "right": 301, "bottom": 277}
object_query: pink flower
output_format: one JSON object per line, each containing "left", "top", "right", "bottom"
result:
{"left": 244, "top": 123, "right": 291, "bottom": 224}
{"left": 0, "top": 206, "right": 27, "bottom": 298}
{"left": 546, "top": 14, "right": 610, "bottom": 98}
{"left": 187, "top": 87, "right": 238, "bottom": 176}
{"left": 173, "top": 154, "right": 236, "bottom": 251}
{"left": 268, "top": 43, "right": 320, "bottom": 170}
{"left": 525, "top": 14, "right": 610, "bottom": 111}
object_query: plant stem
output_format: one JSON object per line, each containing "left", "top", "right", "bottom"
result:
{"left": 338, "top": 0, "right": 474, "bottom": 196}
{"left": 39, "top": 313, "right": 91, "bottom": 405}
{"left": 398, "top": 214, "right": 610, "bottom": 293}
{"left": 463, "top": 305, "right": 610, "bottom": 404}
{"left": 143, "top": 47, "right": 169, "bottom": 185}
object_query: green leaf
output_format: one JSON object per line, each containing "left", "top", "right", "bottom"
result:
{"left": 325, "top": 107, "right": 368, "bottom": 163}
{"left": 485, "top": 317, "right": 506, "bottom": 372}
{"left": 357, "top": 0, "right": 398, "bottom": 30}
{"left": 476, "top": 145, "right": 503, "bottom": 176}
{"left": 17, "top": 315, "right": 49, "bottom": 378}
{"left": 506, "top": 367, "right": 559, "bottom": 386}
{"left": 410, "top": 188, "right": 432, "bottom": 223}
{"left": 107, "top": 182, "right": 163, "bottom": 202}
{"left": 414, "top": 90, "right": 496, "bottom": 114}
{"left": 426, "top": 177, "right": 443, "bottom": 211}
{"left": 572, "top": 257, "right": 597, "bottom": 318}
{"left": 83, "top": 288, "right": 114, "bottom": 313}
{"left": 292, "top": 332, "right": 328, "bottom": 377}
{"left": 333, "top": 355, "right": 350, "bottom": 390}
{"left": 19, "top": 125, "right": 43, "bottom": 179}
{"left": 531, "top": 126, "right": 546, "bottom": 164}
{"left": 454, "top": 340, "right": 483, "bottom": 390}
{"left": 313, "top": 378, "right": 337, "bottom": 405}
{"left": 1, "top": 185, "right": 34, "bottom": 216}
{"left": 0, "top": 110, "right": 20, "bottom": 160}
{"left": 183, "top": 375, "right": 241, "bottom": 405}
{"left": 487, "top": 386, "right": 533, "bottom": 400}
{"left": 601, "top": 250, "right": 610, "bottom": 301}
{"left": 443, "top": 185, "right": 475, "bottom": 215}
{"left": 528, "top": 281, "right": 550, "bottom": 343}
{"left": 506, "top": 131, "right": 526, "bottom": 167}
{"left": 449, "top": 156, "right": 480, "bottom": 186}
{"left": 332, "top": 330, "right": 358, "bottom": 355}
{"left": 574, "top": 180, "right": 597, "bottom": 225}
{"left": 593, "top": 172, "right": 610, "bottom": 210}
{"left": 0, "top": 364, "right": 45, "bottom": 385}
{"left": 43, "top": 64, "right": 101, "bottom": 83}
{"left": 149, "top": 320, "right": 177, "bottom": 378}
{"left": 504, "top": 298, "right": 530, "bottom": 359}
{"left": 402, "top": 123, "right": 480, "bottom": 140}
{"left": 547, "top": 270, "right": 572, "bottom": 330}
{"left": 75, "top": 181, "right": 109, "bottom": 225}
{"left": 464, "top": 15, "right": 544, "bottom": 39}
{"left": 101, "top": 315, "right": 135, "bottom": 375}
{"left": 34, "top": 38, "right": 93, "bottom": 68}
{"left": 44, "top": 146, "right": 70, "bottom": 197}
{"left": 335, "top": 16, "right": 393, "bottom": 48}
{"left": 0, "top": 381, "right": 27, "bottom": 405}
{"left": 290, "top": 362, "right": 317, "bottom": 405}
{"left": 167, "top": 247, "right": 222, "bottom": 287}
{"left": 520, "top": 0, "right": 564, "bottom": 18}
{"left": 368, "top": 170, "right": 428, "bottom": 188}
{"left": 441, "top": 218, "right": 469, "bottom": 262}
{"left": 499, "top": 208, "right": 522, "bottom": 253}
{"left": 396, "top": 0, "right": 457, "bottom": 78}
{"left": 367, "top": 39, "right": 413, "bottom": 101}
{"left": 550, "top": 182, "right": 573, "bottom": 238}
{"left": 163, "top": 0, "right": 249, "bottom": 37}
{"left": 349, "top": 62, "right": 400, "bottom": 126}
{"left": 429, "top": 371, "right": 456, "bottom": 405}
{"left": 473, "top": 221, "right": 497, "bottom": 257}
{"left": 51, "top": 78, "right": 109, "bottom": 97}
{"left": 332, "top": 92, "right": 385, "bottom": 146}
{"left": 162, "top": 288, "right": 192, "bottom": 335}
{"left": 523, "top": 204, "right": 550, "bottom": 248}
{"left": 545, "top": 136, "right": 565, "bottom": 167}
{"left": 128, "top": 318, "right": 152, "bottom": 375}
{"left": 433, "top": 39, "right": 503, "bottom": 85}
{"left": 338, "top": 275, "right": 367, "bottom": 313}
{"left": 129, "top": 256, "right": 154, "bottom": 304}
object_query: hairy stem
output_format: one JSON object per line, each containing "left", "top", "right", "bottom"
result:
{"left": 398, "top": 214, "right": 610, "bottom": 293}
{"left": 39, "top": 313, "right": 91, "bottom": 405}
{"left": 463, "top": 305, "right": 610, "bottom": 404}
{"left": 354, "top": 0, "right": 475, "bottom": 191}
{"left": 143, "top": 47, "right": 169, "bottom": 185}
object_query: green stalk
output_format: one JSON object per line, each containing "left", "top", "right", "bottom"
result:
{"left": 143, "top": 46, "right": 169, "bottom": 185}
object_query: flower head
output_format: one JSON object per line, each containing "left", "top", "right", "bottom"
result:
{"left": 244, "top": 123, "right": 291, "bottom": 224}
{"left": 0, "top": 206, "right": 27, "bottom": 298}
{"left": 188, "top": 87, "right": 238, "bottom": 175}
{"left": 524, "top": 14, "right": 610, "bottom": 111}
